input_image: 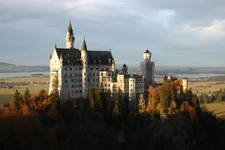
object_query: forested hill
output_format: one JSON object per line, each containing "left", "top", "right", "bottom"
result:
{"left": 126, "top": 65, "right": 225, "bottom": 75}
{"left": 0, "top": 62, "right": 48, "bottom": 73}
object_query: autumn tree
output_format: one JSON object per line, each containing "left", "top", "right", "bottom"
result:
{"left": 159, "top": 81, "right": 173, "bottom": 114}
{"left": 138, "top": 94, "right": 145, "bottom": 113}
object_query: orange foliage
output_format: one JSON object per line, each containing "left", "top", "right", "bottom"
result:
{"left": 180, "top": 101, "right": 196, "bottom": 120}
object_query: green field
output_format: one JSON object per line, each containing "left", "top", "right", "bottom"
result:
{"left": 204, "top": 102, "right": 225, "bottom": 118}
{"left": 0, "top": 76, "right": 49, "bottom": 105}
{"left": 189, "top": 81, "right": 225, "bottom": 94}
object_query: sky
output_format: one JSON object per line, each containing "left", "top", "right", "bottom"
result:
{"left": 1, "top": 0, "right": 225, "bottom": 67}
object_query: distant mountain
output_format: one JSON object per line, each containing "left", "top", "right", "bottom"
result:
{"left": 1, "top": 62, "right": 225, "bottom": 75}
{"left": 155, "top": 66, "right": 225, "bottom": 75}
{"left": 0, "top": 62, "right": 49, "bottom": 73}
{"left": 117, "top": 64, "right": 225, "bottom": 75}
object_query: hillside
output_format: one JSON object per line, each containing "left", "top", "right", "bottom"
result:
{"left": 0, "top": 62, "right": 48, "bottom": 73}
{"left": 127, "top": 65, "right": 225, "bottom": 75}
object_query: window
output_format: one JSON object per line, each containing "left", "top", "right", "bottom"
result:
{"left": 70, "top": 67, "right": 72, "bottom": 70}
{"left": 65, "top": 67, "right": 67, "bottom": 71}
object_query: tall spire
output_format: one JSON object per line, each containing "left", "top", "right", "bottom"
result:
{"left": 68, "top": 19, "right": 73, "bottom": 33}
{"left": 66, "top": 19, "right": 75, "bottom": 49}
{"left": 81, "top": 36, "right": 87, "bottom": 51}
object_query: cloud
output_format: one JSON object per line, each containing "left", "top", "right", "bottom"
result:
{"left": 0, "top": 0, "right": 225, "bottom": 66}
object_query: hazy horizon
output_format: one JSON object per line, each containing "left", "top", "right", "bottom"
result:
{"left": 1, "top": 0, "right": 225, "bottom": 66}
{"left": 1, "top": 61, "right": 225, "bottom": 68}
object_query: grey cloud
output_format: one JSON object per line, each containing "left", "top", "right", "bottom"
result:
{"left": 0, "top": 0, "right": 225, "bottom": 66}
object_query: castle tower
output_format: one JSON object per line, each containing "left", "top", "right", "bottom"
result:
{"left": 140, "top": 49, "right": 155, "bottom": 90}
{"left": 81, "top": 38, "right": 88, "bottom": 98}
{"left": 65, "top": 20, "right": 75, "bottom": 48}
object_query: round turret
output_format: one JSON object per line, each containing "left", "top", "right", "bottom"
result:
{"left": 143, "top": 49, "right": 151, "bottom": 61}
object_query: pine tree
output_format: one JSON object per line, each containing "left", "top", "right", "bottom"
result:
{"left": 113, "top": 91, "right": 121, "bottom": 114}
{"left": 87, "top": 89, "right": 95, "bottom": 113}
{"left": 24, "top": 88, "right": 31, "bottom": 107}
{"left": 14, "top": 90, "right": 23, "bottom": 111}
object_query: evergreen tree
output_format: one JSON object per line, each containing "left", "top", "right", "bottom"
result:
{"left": 87, "top": 89, "right": 95, "bottom": 113}
{"left": 24, "top": 88, "right": 31, "bottom": 107}
{"left": 113, "top": 91, "right": 122, "bottom": 114}
{"left": 13, "top": 90, "right": 23, "bottom": 111}
{"left": 94, "top": 89, "right": 102, "bottom": 112}
{"left": 49, "top": 89, "right": 61, "bottom": 120}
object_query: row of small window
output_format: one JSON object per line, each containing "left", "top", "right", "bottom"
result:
{"left": 64, "top": 73, "right": 108, "bottom": 77}
{"left": 64, "top": 78, "right": 100, "bottom": 83}
{"left": 101, "top": 83, "right": 111, "bottom": 87}
{"left": 64, "top": 84, "right": 82, "bottom": 88}
{"left": 90, "top": 67, "right": 110, "bottom": 71}
{"left": 71, "top": 84, "right": 82, "bottom": 88}
{"left": 101, "top": 78, "right": 111, "bottom": 82}
{"left": 50, "top": 68, "right": 58, "bottom": 71}
{"left": 64, "top": 73, "right": 82, "bottom": 77}
{"left": 89, "top": 73, "right": 100, "bottom": 76}
{"left": 71, "top": 90, "right": 82, "bottom": 94}
{"left": 101, "top": 73, "right": 111, "bottom": 77}
{"left": 64, "top": 67, "right": 82, "bottom": 71}
{"left": 65, "top": 79, "right": 82, "bottom": 83}
{"left": 92, "top": 59, "right": 111, "bottom": 64}
{"left": 64, "top": 67, "right": 110, "bottom": 71}
{"left": 63, "top": 72, "right": 111, "bottom": 77}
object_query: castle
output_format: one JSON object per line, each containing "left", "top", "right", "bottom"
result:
{"left": 49, "top": 21, "right": 155, "bottom": 102}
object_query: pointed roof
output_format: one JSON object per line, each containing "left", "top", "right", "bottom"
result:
{"left": 54, "top": 47, "right": 113, "bottom": 65}
{"left": 81, "top": 37, "right": 87, "bottom": 50}
{"left": 68, "top": 19, "right": 73, "bottom": 33}
{"left": 144, "top": 49, "right": 150, "bottom": 53}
